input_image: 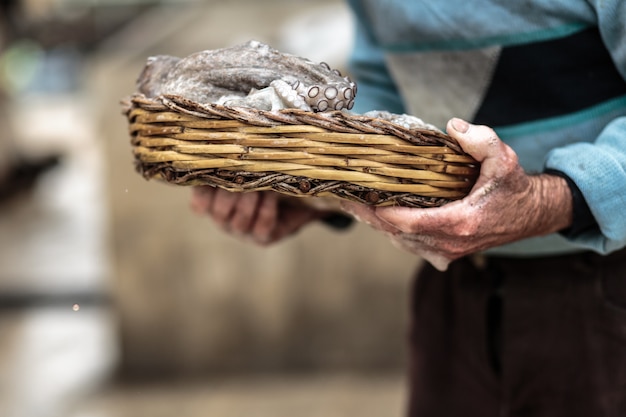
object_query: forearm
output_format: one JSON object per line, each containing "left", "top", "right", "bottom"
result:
{"left": 526, "top": 173, "right": 573, "bottom": 237}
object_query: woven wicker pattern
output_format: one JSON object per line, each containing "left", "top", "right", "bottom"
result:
{"left": 125, "top": 94, "right": 479, "bottom": 207}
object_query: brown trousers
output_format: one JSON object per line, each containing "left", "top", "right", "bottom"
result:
{"left": 408, "top": 248, "right": 626, "bottom": 417}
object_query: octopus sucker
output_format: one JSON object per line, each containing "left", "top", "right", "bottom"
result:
{"left": 324, "top": 86, "right": 338, "bottom": 100}
{"left": 308, "top": 86, "right": 320, "bottom": 98}
{"left": 136, "top": 40, "right": 357, "bottom": 113}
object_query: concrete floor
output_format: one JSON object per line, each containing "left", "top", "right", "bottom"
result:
{"left": 0, "top": 1, "right": 412, "bottom": 416}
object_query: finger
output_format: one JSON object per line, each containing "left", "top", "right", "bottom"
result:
{"left": 210, "top": 188, "right": 241, "bottom": 226}
{"left": 340, "top": 201, "right": 399, "bottom": 233}
{"left": 374, "top": 206, "right": 427, "bottom": 234}
{"left": 446, "top": 118, "right": 503, "bottom": 162}
{"left": 271, "top": 202, "right": 334, "bottom": 243}
{"left": 251, "top": 192, "right": 279, "bottom": 244}
{"left": 271, "top": 206, "right": 317, "bottom": 242}
{"left": 190, "top": 186, "right": 216, "bottom": 214}
{"left": 374, "top": 201, "right": 466, "bottom": 235}
{"left": 446, "top": 118, "right": 519, "bottom": 181}
{"left": 229, "top": 192, "right": 261, "bottom": 235}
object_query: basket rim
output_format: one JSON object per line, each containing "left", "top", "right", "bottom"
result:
{"left": 124, "top": 94, "right": 469, "bottom": 155}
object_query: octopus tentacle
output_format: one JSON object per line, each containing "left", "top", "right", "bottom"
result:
{"left": 270, "top": 80, "right": 311, "bottom": 111}
{"left": 137, "top": 40, "right": 358, "bottom": 113}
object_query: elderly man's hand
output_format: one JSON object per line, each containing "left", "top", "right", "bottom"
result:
{"left": 341, "top": 118, "right": 574, "bottom": 271}
{"left": 191, "top": 187, "right": 325, "bottom": 245}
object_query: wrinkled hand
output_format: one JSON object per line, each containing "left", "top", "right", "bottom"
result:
{"left": 191, "top": 187, "right": 326, "bottom": 245}
{"left": 341, "top": 118, "right": 573, "bottom": 271}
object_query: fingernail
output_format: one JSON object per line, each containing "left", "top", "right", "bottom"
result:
{"left": 451, "top": 118, "right": 470, "bottom": 133}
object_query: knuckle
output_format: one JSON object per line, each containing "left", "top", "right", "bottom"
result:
{"left": 446, "top": 215, "right": 478, "bottom": 237}
{"left": 499, "top": 144, "right": 520, "bottom": 171}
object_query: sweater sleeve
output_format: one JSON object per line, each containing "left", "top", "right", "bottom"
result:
{"left": 347, "top": 12, "right": 406, "bottom": 114}
{"left": 544, "top": 0, "right": 626, "bottom": 254}
{"left": 545, "top": 119, "right": 626, "bottom": 254}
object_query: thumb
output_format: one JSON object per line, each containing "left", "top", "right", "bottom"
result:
{"left": 446, "top": 118, "right": 520, "bottom": 185}
{"left": 446, "top": 118, "right": 505, "bottom": 163}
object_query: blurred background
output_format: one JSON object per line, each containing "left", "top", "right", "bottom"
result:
{"left": 0, "top": 0, "right": 420, "bottom": 416}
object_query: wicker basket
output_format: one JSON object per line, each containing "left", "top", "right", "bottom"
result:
{"left": 124, "top": 94, "right": 479, "bottom": 208}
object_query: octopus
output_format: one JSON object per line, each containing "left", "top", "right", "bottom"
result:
{"left": 136, "top": 40, "right": 357, "bottom": 112}
{"left": 363, "top": 110, "right": 441, "bottom": 132}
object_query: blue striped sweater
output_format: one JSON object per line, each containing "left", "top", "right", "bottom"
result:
{"left": 347, "top": 0, "right": 626, "bottom": 256}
